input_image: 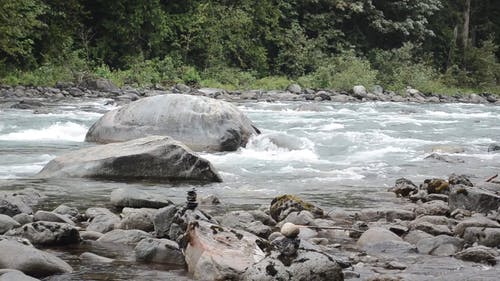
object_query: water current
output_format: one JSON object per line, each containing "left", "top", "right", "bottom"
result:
{"left": 0, "top": 99, "right": 499, "bottom": 280}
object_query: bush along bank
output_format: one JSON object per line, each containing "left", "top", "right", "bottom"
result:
{"left": 1, "top": 79, "right": 500, "bottom": 108}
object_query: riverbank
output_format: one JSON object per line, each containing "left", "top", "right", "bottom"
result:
{"left": 1, "top": 80, "right": 500, "bottom": 106}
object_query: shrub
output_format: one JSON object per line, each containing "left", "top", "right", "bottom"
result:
{"left": 299, "top": 50, "right": 378, "bottom": 90}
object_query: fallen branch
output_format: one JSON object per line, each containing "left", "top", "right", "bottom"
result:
{"left": 486, "top": 174, "right": 498, "bottom": 183}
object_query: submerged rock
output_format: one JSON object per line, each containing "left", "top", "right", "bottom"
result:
{"left": 183, "top": 220, "right": 265, "bottom": 280}
{"left": 85, "top": 94, "right": 259, "bottom": 152}
{"left": 36, "top": 136, "right": 222, "bottom": 183}
{"left": 79, "top": 252, "right": 114, "bottom": 264}
{"left": 134, "top": 238, "right": 185, "bottom": 265}
{"left": 270, "top": 195, "right": 324, "bottom": 222}
{"left": 0, "top": 239, "right": 72, "bottom": 278}
{"left": 110, "top": 188, "right": 172, "bottom": 209}
{"left": 85, "top": 208, "right": 120, "bottom": 234}
{"left": 96, "top": 229, "right": 151, "bottom": 245}
{"left": 487, "top": 143, "right": 500, "bottom": 152}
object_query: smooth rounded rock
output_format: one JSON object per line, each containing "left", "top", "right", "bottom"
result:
{"left": 110, "top": 188, "right": 172, "bottom": 209}
{"left": 0, "top": 214, "right": 20, "bottom": 234}
{"left": 134, "top": 238, "right": 185, "bottom": 265}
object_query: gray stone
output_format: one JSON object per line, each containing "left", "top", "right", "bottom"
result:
{"left": 12, "top": 213, "right": 32, "bottom": 225}
{"left": 403, "top": 230, "right": 434, "bottom": 245}
{"left": 37, "top": 136, "right": 222, "bottom": 183}
{"left": 153, "top": 205, "right": 178, "bottom": 238}
{"left": 81, "top": 77, "right": 119, "bottom": 92}
{"left": 5, "top": 222, "right": 79, "bottom": 245}
{"left": 410, "top": 221, "right": 452, "bottom": 236}
{"left": 79, "top": 252, "right": 114, "bottom": 263}
{"left": 449, "top": 186, "right": 500, "bottom": 213}
{"left": 448, "top": 173, "right": 473, "bottom": 187}
{"left": 248, "top": 210, "right": 276, "bottom": 226}
{"left": 389, "top": 178, "right": 418, "bottom": 197}
{"left": 352, "top": 85, "right": 367, "bottom": 99}
{"left": 0, "top": 189, "right": 42, "bottom": 216}
{"left": 110, "top": 188, "right": 172, "bottom": 209}
{"left": 33, "top": 211, "right": 74, "bottom": 225}
{"left": 85, "top": 94, "right": 259, "bottom": 152}
{"left": 463, "top": 227, "right": 500, "bottom": 247}
{"left": 117, "top": 208, "right": 155, "bottom": 232}
{"left": 455, "top": 246, "right": 498, "bottom": 265}
{"left": 416, "top": 235, "right": 463, "bottom": 256}
{"left": 270, "top": 195, "right": 323, "bottom": 222}
{"left": 52, "top": 204, "right": 79, "bottom": 218}
{"left": 415, "top": 200, "right": 450, "bottom": 216}
{"left": 488, "top": 143, "right": 500, "bottom": 152}
{"left": 356, "top": 208, "right": 415, "bottom": 222}
{"left": 134, "top": 238, "right": 185, "bottom": 265}
{"left": 0, "top": 239, "right": 72, "bottom": 278}
{"left": 97, "top": 229, "right": 151, "bottom": 245}
{"left": 0, "top": 214, "right": 20, "bottom": 234}
{"left": 0, "top": 270, "right": 40, "bottom": 281}
{"left": 286, "top": 84, "right": 302, "bottom": 94}
{"left": 85, "top": 208, "right": 120, "bottom": 234}
{"left": 454, "top": 215, "right": 500, "bottom": 236}
{"left": 79, "top": 231, "right": 103, "bottom": 241}
{"left": 184, "top": 220, "right": 265, "bottom": 280}
{"left": 281, "top": 211, "right": 316, "bottom": 226}
{"left": 357, "top": 227, "right": 403, "bottom": 248}
{"left": 199, "top": 195, "right": 221, "bottom": 206}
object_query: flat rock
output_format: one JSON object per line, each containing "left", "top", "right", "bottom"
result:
{"left": 33, "top": 211, "right": 74, "bottom": 225}
{"left": 85, "top": 208, "right": 120, "bottom": 234}
{"left": 184, "top": 220, "right": 265, "bottom": 280}
{"left": 0, "top": 239, "right": 72, "bottom": 278}
{"left": 416, "top": 235, "right": 463, "bottom": 256}
{"left": 97, "top": 229, "right": 151, "bottom": 245}
{"left": 79, "top": 252, "right": 114, "bottom": 263}
{"left": 5, "top": 221, "right": 79, "bottom": 245}
{"left": 455, "top": 246, "right": 498, "bottom": 265}
{"left": 410, "top": 221, "right": 452, "bottom": 236}
{"left": 85, "top": 94, "right": 259, "bottom": 152}
{"left": 36, "top": 136, "right": 222, "bottom": 183}
{"left": 110, "top": 188, "right": 172, "bottom": 209}
{"left": 134, "top": 238, "right": 185, "bottom": 265}
{"left": 0, "top": 214, "right": 20, "bottom": 234}
{"left": 415, "top": 200, "right": 450, "bottom": 216}
{"left": 117, "top": 208, "right": 155, "bottom": 232}
{"left": 454, "top": 215, "right": 500, "bottom": 236}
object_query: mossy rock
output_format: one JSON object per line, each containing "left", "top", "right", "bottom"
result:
{"left": 424, "top": 179, "right": 450, "bottom": 194}
{"left": 269, "top": 195, "right": 324, "bottom": 222}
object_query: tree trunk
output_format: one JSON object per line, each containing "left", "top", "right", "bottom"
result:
{"left": 463, "top": 0, "right": 471, "bottom": 48}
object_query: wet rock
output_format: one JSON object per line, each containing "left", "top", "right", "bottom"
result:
{"left": 0, "top": 239, "right": 72, "bottom": 278}
{"left": 117, "top": 208, "right": 155, "bottom": 232}
{"left": 241, "top": 249, "right": 343, "bottom": 281}
{"left": 12, "top": 213, "right": 33, "bottom": 225}
{"left": 281, "top": 210, "right": 316, "bottom": 226}
{"left": 110, "top": 188, "right": 172, "bottom": 209}
{"left": 10, "top": 100, "right": 44, "bottom": 110}
{"left": 448, "top": 173, "right": 473, "bottom": 187}
{"left": 357, "top": 227, "right": 403, "bottom": 248}
{"left": 0, "top": 189, "right": 41, "bottom": 216}
{"left": 85, "top": 94, "right": 259, "bottom": 152}
{"left": 52, "top": 204, "right": 79, "bottom": 219}
{"left": 0, "top": 214, "right": 20, "bottom": 234}
{"left": 462, "top": 227, "right": 500, "bottom": 247}
{"left": 79, "top": 231, "right": 103, "bottom": 241}
{"left": 355, "top": 208, "right": 415, "bottom": 222}
{"left": 403, "top": 230, "right": 434, "bottom": 245}
{"left": 415, "top": 200, "right": 450, "bottom": 216}
{"left": 423, "top": 178, "right": 450, "bottom": 194}
{"left": 153, "top": 205, "right": 178, "bottom": 238}
{"left": 488, "top": 143, "right": 500, "bottom": 152}
{"left": 248, "top": 210, "right": 276, "bottom": 226}
{"left": 425, "top": 193, "right": 449, "bottom": 202}
{"left": 79, "top": 252, "right": 114, "bottom": 263}
{"left": 37, "top": 136, "right": 222, "bottom": 183}
{"left": 33, "top": 211, "right": 75, "bottom": 225}
{"left": 85, "top": 208, "right": 120, "bottom": 233}
{"left": 389, "top": 178, "right": 418, "bottom": 197}
{"left": 270, "top": 194, "right": 324, "bottom": 222}
{"left": 97, "top": 229, "right": 151, "bottom": 245}
{"left": 80, "top": 77, "right": 119, "bottom": 92}
{"left": 455, "top": 246, "right": 498, "bottom": 265}
{"left": 388, "top": 225, "right": 408, "bottom": 236}
{"left": 416, "top": 235, "right": 464, "bottom": 256}
{"left": 134, "top": 238, "right": 185, "bottom": 265}
{"left": 280, "top": 222, "right": 300, "bottom": 238}
{"left": 410, "top": 220, "right": 452, "bottom": 236}
{"left": 424, "top": 153, "right": 464, "bottom": 163}
{"left": 184, "top": 220, "right": 265, "bottom": 280}
{"left": 454, "top": 215, "right": 500, "bottom": 236}
{"left": 385, "top": 261, "right": 407, "bottom": 270}
{"left": 5, "top": 221, "right": 80, "bottom": 245}
{"left": 0, "top": 269, "right": 40, "bottom": 281}
{"left": 449, "top": 185, "right": 500, "bottom": 213}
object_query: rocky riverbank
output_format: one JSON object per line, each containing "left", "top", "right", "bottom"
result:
{"left": 1, "top": 173, "right": 500, "bottom": 280}
{"left": 1, "top": 79, "right": 500, "bottom": 107}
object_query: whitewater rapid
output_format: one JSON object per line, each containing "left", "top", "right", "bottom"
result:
{"left": 0, "top": 100, "right": 499, "bottom": 209}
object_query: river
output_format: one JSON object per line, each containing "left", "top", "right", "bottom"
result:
{"left": 0, "top": 98, "right": 499, "bottom": 279}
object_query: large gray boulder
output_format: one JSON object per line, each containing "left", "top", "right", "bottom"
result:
{"left": 0, "top": 215, "right": 20, "bottom": 235}
{"left": 85, "top": 208, "right": 120, "bottom": 234}
{"left": 0, "top": 239, "right": 72, "bottom": 278}
{"left": 449, "top": 186, "right": 500, "bottom": 213}
{"left": 36, "top": 136, "right": 222, "bottom": 183}
{"left": 134, "top": 238, "right": 185, "bottom": 265}
{"left": 85, "top": 94, "right": 259, "bottom": 152}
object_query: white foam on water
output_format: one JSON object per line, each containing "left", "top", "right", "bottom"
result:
{"left": 318, "top": 123, "right": 345, "bottom": 131}
{"left": 0, "top": 122, "right": 88, "bottom": 142}
{"left": 349, "top": 147, "right": 409, "bottom": 161}
{"left": 424, "top": 110, "right": 496, "bottom": 119}
{"left": 312, "top": 167, "right": 366, "bottom": 182}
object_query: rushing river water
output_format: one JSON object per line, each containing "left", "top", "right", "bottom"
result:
{"left": 1, "top": 98, "right": 500, "bottom": 280}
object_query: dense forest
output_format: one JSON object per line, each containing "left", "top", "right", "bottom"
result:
{"left": 0, "top": 0, "right": 499, "bottom": 93}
